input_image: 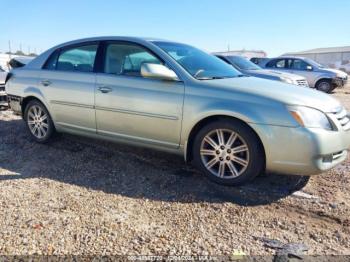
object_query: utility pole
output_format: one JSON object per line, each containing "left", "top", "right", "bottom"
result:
{"left": 8, "top": 40, "right": 12, "bottom": 59}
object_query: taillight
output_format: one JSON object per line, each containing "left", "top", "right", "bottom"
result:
{"left": 5, "top": 73, "right": 12, "bottom": 84}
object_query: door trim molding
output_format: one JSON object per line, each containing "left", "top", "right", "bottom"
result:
{"left": 51, "top": 100, "right": 94, "bottom": 109}
{"left": 95, "top": 106, "right": 179, "bottom": 120}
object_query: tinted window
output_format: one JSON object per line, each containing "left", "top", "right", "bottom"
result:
{"left": 56, "top": 44, "right": 98, "bottom": 72}
{"left": 291, "top": 59, "right": 310, "bottom": 70}
{"left": 266, "top": 59, "right": 286, "bottom": 68}
{"left": 154, "top": 41, "right": 241, "bottom": 80}
{"left": 104, "top": 43, "right": 162, "bottom": 76}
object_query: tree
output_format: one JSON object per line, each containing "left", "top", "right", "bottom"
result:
{"left": 15, "top": 50, "right": 25, "bottom": 56}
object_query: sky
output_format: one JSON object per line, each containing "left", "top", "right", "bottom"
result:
{"left": 1, "top": 0, "right": 349, "bottom": 56}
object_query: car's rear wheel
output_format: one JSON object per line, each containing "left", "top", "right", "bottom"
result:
{"left": 193, "top": 119, "right": 264, "bottom": 186}
{"left": 316, "top": 79, "right": 333, "bottom": 93}
{"left": 24, "top": 100, "right": 54, "bottom": 143}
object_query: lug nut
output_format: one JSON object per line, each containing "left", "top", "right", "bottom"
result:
{"left": 226, "top": 156, "right": 230, "bottom": 161}
{"left": 216, "top": 150, "right": 220, "bottom": 155}
{"left": 219, "top": 157, "right": 224, "bottom": 161}
{"left": 220, "top": 145, "right": 225, "bottom": 150}
{"left": 227, "top": 149, "right": 231, "bottom": 153}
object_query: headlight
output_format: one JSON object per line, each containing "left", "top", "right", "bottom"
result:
{"left": 280, "top": 77, "right": 294, "bottom": 84}
{"left": 288, "top": 106, "right": 333, "bottom": 130}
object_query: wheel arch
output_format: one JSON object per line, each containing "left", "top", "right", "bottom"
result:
{"left": 21, "top": 95, "right": 56, "bottom": 129}
{"left": 184, "top": 114, "right": 266, "bottom": 167}
{"left": 315, "top": 77, "right": 332, "bottom": 85}
{"left": 21, "top": 95, "right": 46, "bottom": 115}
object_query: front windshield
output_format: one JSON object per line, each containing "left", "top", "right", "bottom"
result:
{"left": 153, "top": 41, "right": 241, "bottom": 80}
{"left": 227, "top": 56, "right": 261, "bottom": 70}
{"left": 304, "top": 58, "right": 324, "bottom": 68}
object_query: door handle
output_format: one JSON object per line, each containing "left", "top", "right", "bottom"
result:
{"left": 41, "top": 80, "right": 51, "bottom": 86}
{"left": 98, "top": 86, "right": 112, "bottom": 93}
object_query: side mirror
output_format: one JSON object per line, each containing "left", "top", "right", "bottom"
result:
{"left": 141, "top": 63, "right": 179, "bottom": 81}
{"left": 306, "top": 65, "right": 313, "bottom": 71}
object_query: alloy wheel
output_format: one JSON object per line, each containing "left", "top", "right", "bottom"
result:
{"left": 317, "top": 81, "right": 331, "bottom": 92}
{"left": 27, "top": 105, "right": 49, "bottom": 139}
{"left": 200, "top": 129, "right": 250, "bottom": 179}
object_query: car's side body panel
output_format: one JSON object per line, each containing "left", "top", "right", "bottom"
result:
{"left": 39, "top": 70, "right": 97, "bottom": 133}
{"left": 95, "top": 73, "right": 185, "bottom": 148}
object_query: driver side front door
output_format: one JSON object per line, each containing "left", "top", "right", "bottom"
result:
{"left": 95, "top": 41, "right": 185, "bottom": 148}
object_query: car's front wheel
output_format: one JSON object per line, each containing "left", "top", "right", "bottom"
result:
{"left": 316, "top": 79, "right": 333, "bottom": 93}
{"left": 193, "top": 119, "right": 265, "bottom": 186}
{"left": 24, "top": 100, "right": 55, "bottom": 143}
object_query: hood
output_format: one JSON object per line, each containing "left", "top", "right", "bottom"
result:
{"left": 203, "top": 76, "right": 341, "bottom": 113}
{"left": 323, "top": 68, "right": 348, "bottom": 78}
{"left": 0, "top": 71, "right": 7, "bottom": 84}
{"left": 247, "top": 69, "right": 305, "bottom": 80}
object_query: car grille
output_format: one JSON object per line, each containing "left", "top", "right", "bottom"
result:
{"left": 296, "top": 79, "right": 309, "bottom": 87}
{"left": 331, "top": 107, "right": 350, "bottom": 131}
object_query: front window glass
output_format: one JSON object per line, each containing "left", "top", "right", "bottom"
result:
{"left": 56, "top": 44, "right": 98, "bottom": 72}
{"left": 227, "top": 56, "right": 261, "bottom": 70}
{"left": 291, "top": 59, "right": 310, "bottom": 70}
{"left": 104, "top": 43, "right": 162, "bottom": 76}
{"left": 153, "top": 41, "right": 241, "bottom": 80}
{"left": 304, "top": 58, "right": 324, "bottom": 68}
{"left": 266, "top": 59, "right": 285, "bottom": 68}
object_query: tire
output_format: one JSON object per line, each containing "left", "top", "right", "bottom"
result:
{"left": 193, "top": 119, "right": 265, "bottom": 186}
{"left": 24, "top": 100, "right": 55, "bottom": 143}
{"left": 316, "top": 79, "right": 333, "bottom": 93}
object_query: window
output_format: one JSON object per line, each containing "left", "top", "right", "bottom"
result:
{"left": 266, "top": 59, "right": 286, "bottom": 68}
{"left": 104, "top": 43, "right": 162, "bottom": 77}
{"left": 291, "top": 59, "right": 310, "bottom": 70}
{"left": 54, "top": 44, "right": 98, "bottom": 72}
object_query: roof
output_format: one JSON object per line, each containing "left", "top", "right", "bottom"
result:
{"left": 285, "top": 46, "right": 350, "bottom": 55}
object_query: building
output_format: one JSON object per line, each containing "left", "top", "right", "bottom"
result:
{"left": 214, "top": 49, "right": 267, "bottom": 59}
{"left": 283, "top": 46, "right": 350, "bottom": 73}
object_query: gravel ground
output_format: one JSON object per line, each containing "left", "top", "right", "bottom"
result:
{"left": 0, "top": 85, "right": 350, "bottom": 257}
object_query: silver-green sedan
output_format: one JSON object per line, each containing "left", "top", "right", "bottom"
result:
{"left": 5, "top": 37, "right": 350, "bottom": 185}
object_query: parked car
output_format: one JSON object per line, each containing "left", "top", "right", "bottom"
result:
{"left": 263, "top": 56, "right": 348, "bottom": 93}
{"left": 6, "top": 37, "right": 350, "bottom": 186}
{"left": 215, "top": 54, "right": 309, "bottom": 87}
{"left": 0, "top": 67, "right": 7, "bottom": 108}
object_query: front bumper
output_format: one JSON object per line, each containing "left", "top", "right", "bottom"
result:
{"left": 251, "top": 123, "right": 350, "bottom": 176}
{"left": 333, "top": 77, "right": 348, "bottom": 88}
{"left": 0, "top": 84, "right": 7, "bottom": 107}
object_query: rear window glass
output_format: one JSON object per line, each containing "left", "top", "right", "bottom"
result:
{"left": 44, "top": 44, "right": 98, "bottom": 72}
